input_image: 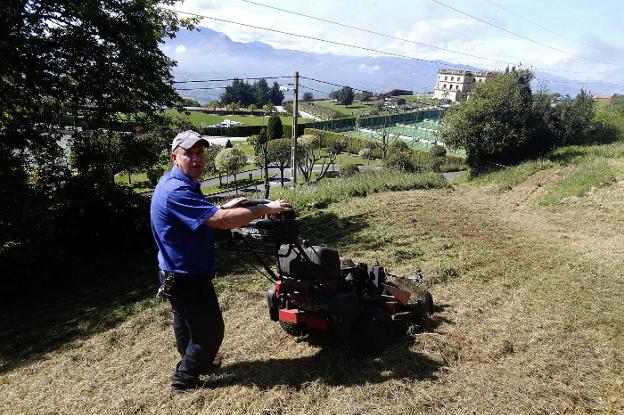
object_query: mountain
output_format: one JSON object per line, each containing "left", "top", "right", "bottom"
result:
{"left": 165, "top": 28, "right": 603, "bottom": 104}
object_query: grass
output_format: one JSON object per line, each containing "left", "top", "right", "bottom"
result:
{"left": 270, "top": 170, "right": 449, "bottom": 210}
{"left": 471, "top": 159, "right": 555, "bottom": 191}
{"left": 3, "top": 142, "right": 624, "bottom": 413}
{"left": 312, "top": 100, "right": 381, "bottom": 117}
{"left": 165, "top": 109, "right": 304, "bottom": 128}
{"left": 3, "top": 162, "right": 624, "bottom": 413}
{"left": 540, "top": 160, "right": 619, "bottom": 205}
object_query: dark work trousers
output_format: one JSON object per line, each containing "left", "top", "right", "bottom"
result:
{"left": 160, "top": 272, "right": 224, "bottom": 385}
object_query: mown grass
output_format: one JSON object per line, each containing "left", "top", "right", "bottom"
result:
{"left": 540, "top": 160, "right": 619, "bottom": 205}
{"left": 3, "top": 172, "right": 624, "bottom": 413}
{"left": 270, "top": 170, "right": 449, "bottom": 210}
{"left": 165, "top": 109, "right": 302, "bottom": 127}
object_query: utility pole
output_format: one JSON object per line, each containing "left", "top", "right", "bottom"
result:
{"left": 290, "top": 71, "right": 299, "bottom": 188}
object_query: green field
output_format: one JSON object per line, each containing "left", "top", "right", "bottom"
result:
{"left": 165, "top": 109, "right": 305, "bottom": 128}
{"left": 312, "top": 100, "right": 382, "bottom": 117}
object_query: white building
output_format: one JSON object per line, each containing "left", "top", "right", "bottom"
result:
{"left": 433, "top": 69, "right": 498, "bottom": 102}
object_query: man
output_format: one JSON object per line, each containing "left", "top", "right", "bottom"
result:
{"left": 150, "top": 130, "right": 292, "bottom": 393}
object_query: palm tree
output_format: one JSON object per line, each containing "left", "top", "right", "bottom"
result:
{"left": 248, "top": 103, "right": 257, "bottom": 115}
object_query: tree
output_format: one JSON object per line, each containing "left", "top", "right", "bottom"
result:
{"left": 267, "top": 115, "right": 284, "bottom": 140}
{"left": 248, "top": 104, "right": 257, "bottom": 115}
{"left": 0, "top": 0, "right": 194, "bottom": 290}
{"left": 269, "top": 81, "right": 284, "bottom": 105}
{"left": 254, "top": 128, "right": 270, "bottom": 197}
{"left": 267, "top": 139, "right": 291, "bottom": 186}
{"left": 358, "top": 148, "right": 373, "bottom": 165}
{"left": 371, "top": 126, "right": 399, "bottom": 159}
{"left": 555, "top": 89, "right": 596, "bottom": 146}
{"left": 180, "top": 97, "right": 201, "bottom": 107}
{"left": 253, "top": 78, "right": 270, "bottom": 106}
{"left": 214, "top": 147, "right": 247, "bottom": 194}
{"left": 302, "top": 92, "right": 314, "bottom": 101}
{"left": 297, "top": 132, "right": 336, "bottom": 183}
{"left": 330, "top": 86, "right": 354, "bottom": 105}
{"left": 263, "top": 103, "right": 277, "bottom": 115}
{"left": 1, "top": 0, "right": 190, "bottom": 127}
{"left": 439, "top": 69, "right": 545, "bottom": 171}
{"left": 220, "top": 78, "right": 255, "bottom": 107}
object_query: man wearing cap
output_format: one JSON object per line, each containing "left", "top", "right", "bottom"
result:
{"left": 150, "top": 130, "right": 292, "bottom": 393}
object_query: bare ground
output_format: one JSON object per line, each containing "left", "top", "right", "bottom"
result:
{"left": 2, "top": 169, "right": 624, "bottom": 414}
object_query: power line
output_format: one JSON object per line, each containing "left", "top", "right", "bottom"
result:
{"left": 161, "top": 7, "right": 623, "bottom": 88}
{"left": 483, "top": 0, "right": 613, "bottom": 55}
{"left": 431, "top": 0, "right": 624, "bottom": 67}
{"left": 240, "top": 0, "right": 514, "bottom": 66}
{"left": 238, "top": 0, "right": 618, "bottom": 77}
{"left": 160, "top": 7, "right": 485, "bottom": 72}
{"left": 175, "top": 86, "right": 228, "bottom": 91}
{"left": 297, "top": 83, "right": 331, "bottom": 95}
{"left": 174, "top": 76, "right": 290, "bottom": 83}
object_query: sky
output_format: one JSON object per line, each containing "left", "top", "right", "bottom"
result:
{"left": 168, "top": 0, "right": 624, "bottom": 94}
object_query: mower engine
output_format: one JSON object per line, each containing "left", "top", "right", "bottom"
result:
{"left": 229, "top": 200, "right": 434, "bottom": 352}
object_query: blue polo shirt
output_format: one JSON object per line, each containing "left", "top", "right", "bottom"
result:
{"left": 150, "top": 166, "right": 220, "bottom": 276}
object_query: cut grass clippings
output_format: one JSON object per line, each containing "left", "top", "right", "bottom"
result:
{"left": 540, "top": 160, "right": 618, "bottom": 205}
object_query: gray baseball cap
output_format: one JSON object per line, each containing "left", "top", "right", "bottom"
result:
{"left": 171, "top": 130, "right": 209, "bottom": 151}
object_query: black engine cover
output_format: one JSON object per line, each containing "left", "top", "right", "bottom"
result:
{"left": 278, "top": 244, "right": 340, "bottom": 281}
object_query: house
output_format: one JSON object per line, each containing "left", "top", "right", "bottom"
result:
{"left": 594, "top": 94, "right": 615, "bottom": 104}
{"left": 433, "top": 69, "right": 498, "bottom": 102}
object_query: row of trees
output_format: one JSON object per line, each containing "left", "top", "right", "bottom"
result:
{"left": 440, "top": 69, "right": 622, "bottom": 171}
{"left": 219, "top": 78, "right": 284, "bottom": 107}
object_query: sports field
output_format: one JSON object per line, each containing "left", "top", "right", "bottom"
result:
{"left": 344, "top": 119, "right": 465, "bottom": 155}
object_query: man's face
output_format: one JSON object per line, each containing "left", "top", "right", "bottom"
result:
{"left": 171, "top": 143, "right": 206, "bottom": 181}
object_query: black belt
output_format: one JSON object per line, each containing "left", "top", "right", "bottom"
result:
{"left": 160, "top": 270, "right": 214, "bottom": 279}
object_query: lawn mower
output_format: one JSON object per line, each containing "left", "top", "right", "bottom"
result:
{"left": 226, "top": 199, "right": 434, "bottom": 352}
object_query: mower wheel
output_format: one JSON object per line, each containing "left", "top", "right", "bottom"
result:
{"left": 422, "top": 291, "right": 434, "bottom": 315}
{"left": 279, "top": 320, "right": 306, "bottom": 337}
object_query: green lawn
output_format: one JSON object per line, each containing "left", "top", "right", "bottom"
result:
{"left": 313, "top": 100, "right": 383, "bottom": 117}
{"left": 165, "top": 109, "right": 305, "bottom": 128}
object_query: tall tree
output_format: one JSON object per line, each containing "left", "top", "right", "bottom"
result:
{"left": 440, "top": 69, "right": 542, "bottom": 171}
{"left": 0, "top": 0, "right": 193, "bottom": 284}
{"left": 269, "top": 81, "right": 284, "bottom": 105}
{"left": 267, "top": 114, "right": 284, "bottom": 140}
{"left": 253, "top": 78, "right": 270, "bottom": 107}
{"left": 220, "top": 78, "right": 255, "bottom": 107}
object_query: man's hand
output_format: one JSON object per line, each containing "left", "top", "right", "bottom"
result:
{"left": 221, "top": 197, "right": 247, "bottom": 209}
{"left": 265, "top": 199, "right": 293, "bottom": 215}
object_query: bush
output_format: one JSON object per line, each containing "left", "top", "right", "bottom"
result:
{"left": 430, "top": 144, "right": 447, "bottom": 158}
{"left": 383, "top": 152, "right": 419, "bottom": 172}
{"left": 340, "top": 163, "right": 359, "bottom": 177}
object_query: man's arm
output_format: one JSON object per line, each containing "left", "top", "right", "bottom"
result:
{"left": 204, "top": 199, "right": 292, "bottom": 229}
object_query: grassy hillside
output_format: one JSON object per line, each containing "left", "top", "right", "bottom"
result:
{"left": 2, "top": 144, "right": 624, "bottom": 414}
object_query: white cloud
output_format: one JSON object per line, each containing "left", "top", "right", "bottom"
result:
{"left": 175, "top": 45, "right": 188, "bottom": 54}
{"left": 358, "top": 64, "right": 380, "bottom": 74}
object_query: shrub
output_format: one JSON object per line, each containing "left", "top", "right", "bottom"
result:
{"left": 340, "top": 163, "right": 359, "bottom": 177}
{"left": 383, "top": 152, "right": 418, "bottom": 172}
{"left": 430, "top": 144, "right": 447, "bottom": 158}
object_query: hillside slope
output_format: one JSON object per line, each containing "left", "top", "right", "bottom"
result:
{"left": 2, "top": 159, "right": 624, "bottom": 414}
